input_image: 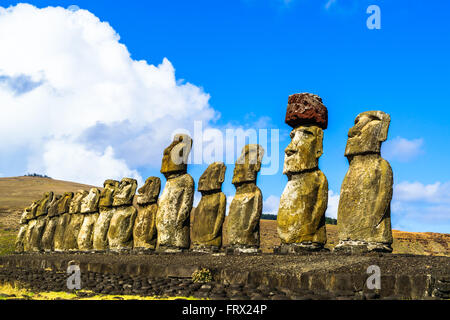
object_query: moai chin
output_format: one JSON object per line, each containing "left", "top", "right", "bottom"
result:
{"left": 335, "top": 111, "right": 393, "bottom": 253}
{"left": 276, "top": 93, "right": 329, "bottom": 253}
{"left": 93, "top": 179, "right": 119, "bottom": 251}
{"left": 156, "top": 134, "right": 194, "bottom": 252}
{"left": 53, "top": 192, "right": 73, "bottom": 252}
{"left": 29, "top": 192, "right": 54, "bottom": 252}
{"left": 62, "top": 190, "right": 88, "bottom": 251}
{"left": 41, "top": 194, "right": 62, "bottom": 252}
{"left": 107, "top": 178, "right": 138, "bottom": 251}
{"left": 133, "top": 177, "right": 161, "bottom": 251}
{"left": 78, "top": 188, "right": 101, "bottom": 251}
{"left": 191, "top": 162, "right": 227, "bottom": 253}
{"left": 226, "top": 144, "right": 264, "bottom": 254}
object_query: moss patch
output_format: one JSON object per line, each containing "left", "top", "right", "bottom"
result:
{"left": 0, "top": 230, "right": 16, "bottom": 256}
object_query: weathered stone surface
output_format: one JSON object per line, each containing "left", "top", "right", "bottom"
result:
{"left": 277, "top": 124, "right": 328, "bottom": 249}
{"left": 133, "top": 177, "right": 160, "bottom": 250}
{"left": 191, "top": 162, "right": 227, "bottom": 251}
{"left": 23, "top": 219, "right": 37, "bottom": 252}
{"left": 156, "top": 173, "right": 194, "bottom": 251}
{"left": 15, "top": 224, "right": 28, "bottom": 253}
{"left": 78, "top": 212, "right": 99, "bottom": 251}
{"left": 160, "top": 134, "right": 192, "bottom": 176}
{"left": 107, "top": 178, "right": 138, "bottom": 251}
{"left": 336, "top": 111, "right": 393, "bottom": 253}
{"left": 285, "top": 93, "right": 328, "bottom": 129}
{"left": 29, "top": 215, "right": 46, "bottom": 252}
{"left": 227, "top": 145, "right": 264, "bottom": 253}
{"left": 62, "top": 190, "right": 88, "bottom": 251}
{"left": 81, "top": 188, "right": 100, "bottom": 213}
{"left": 57, "top": 192, "right": 74, "bottom": 215}
{"left": 99, "top": 180, "right": 119, "bottom": 208}
{"left": 35, "top": 192, "right": 54, "bottom": 217}
{"left": 41, "top": 194, "right": 62, "bottom": 251}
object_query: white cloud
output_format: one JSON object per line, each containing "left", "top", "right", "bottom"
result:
{"left": 394, "top": 181, "right": 450, "bottom": 203}
{"left": 263, "top": 195, "right": 280, "bottom": 215}
{"left": 325, "top": 190, "right": 339, "bottom": 219}
{"left": 382, "top": 136, "right": 424, "bottom": 162}
{"left": 0, "top": 4, "right": 216, "bottom": 186}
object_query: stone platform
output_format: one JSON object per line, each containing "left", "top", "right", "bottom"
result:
{"left": 0, "top": 252, "right": 449, "bottom": 299}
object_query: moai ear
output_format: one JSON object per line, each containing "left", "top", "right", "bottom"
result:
{"left": 218, "top": 163, "right": 227, "bottom": 184}
{"left": 315, "top": 128, "right": 324, "bottom": 159}
{"left": 255, "top": 145, "right": 265, "bottom": 172}
{"left": 377, "top": 112, "right": 391, "bottom": 142}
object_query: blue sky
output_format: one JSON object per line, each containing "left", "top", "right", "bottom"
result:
{"left": 0, "top": 1, "right": 449, "bottom": 233}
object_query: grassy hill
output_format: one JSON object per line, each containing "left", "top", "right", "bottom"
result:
{"left": 0, "top": 176, "right": 448, "bottom": 256}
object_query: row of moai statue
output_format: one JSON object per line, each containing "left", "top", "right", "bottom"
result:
{"left": 15, "top": 92, "right": 394, "bottom": 254}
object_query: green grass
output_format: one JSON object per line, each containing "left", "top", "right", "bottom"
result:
{"left": 0, "top": 229, "right": 16, "bottom": 256}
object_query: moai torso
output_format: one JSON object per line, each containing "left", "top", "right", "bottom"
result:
{"left": 63, "top": 190, "right": 88, "bottom": 251}
{"left": 336, "top": 111, "right": 393, "bottom": 253}
{"left": 41, "top": 194, "right": 61, "bottom": 251}
{"left": 15, "top": 204, "right": 34, "bottom": 253}
{"left": 276, "top": 94, "right": 329, "bottom": 252}
{"left": 107, "top": 178, "right": 137, "bottom": 251}
{"left": 93, "top": 180, "right": 119, "bottom": 251}
{"left": 53, "top": 192, "right": 73, "bottom": 251}
{"left": 226, "top": 145, "right": 264, "bottom": 253}
{"left": 23, "top": 201, "right": 39, "bottom": 252}
{"left": 77, "top": 188, "right": 100, "bottom": 251}
{"left": 191, "top": 162, "right": 227, "bottom": 251}
{"left": 133, "top": 177, "right": 160, "bottom": 250}
{"left": 29, "top": 192, "right": 53, "bottom": 252}
{"left": 156, "top": 134, "right": 194, "bottom": 252}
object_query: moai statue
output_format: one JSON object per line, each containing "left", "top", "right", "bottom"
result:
{"left": 226, "top": 145, "right": 264, "bottom": 254}
{"left": 276, "top": 93, "right": 329, "bottom": 253}
{"left": 15, "top": 204, "right": 35, "bottom": 253}
{"left": 29, "top": 192, "right": 53, "bottom": 252}
{"left": 156, "top": 134, "right": 194, "bottom": 252}
{"left": 191, "top": 162, "right": 227, "bottom": 253}
{"left": 62, "top": 190, "right": 88, "bottom": 251}
{"left": 77, "top": 188, "right": 101, "bottom": 251}
{"left": 107, "top": 178, "right": 138, "bottom": 251}
{"left": 53, "top": 192, "right": 74, "bottom": 251}
{"left": 335, "top": 111, "right": 393, "bottom": 253}
{"left": 23, "top": 200, "right": 40, "bottom": 252}
{"left": 41, "top": 194, "right": 62, "bottom": 252}
{"left": 133, "top": 177, "right": 161, "bottom": 251}
{"left": 93, "top": 179, "right": 119, "bottom": 251}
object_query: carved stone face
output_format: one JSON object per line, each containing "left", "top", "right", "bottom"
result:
{"left": 113, "top": 178, "right": 137, "bottom": 206}
{"left": 69, "top": 190, "right": 88, "bottom": 214}
{"left": 29, "top": 200, "right": 39, "bottom": 219}
{"left": 81, "top": 188, "right": 100, "bottom": 213}
{"left": 283, "top": 125, "right": 323, "bottom": 175}
{"left": 35, "top": 192, "right": 54, "bottom": 217}
{"left": 345, "top": 111, "right": 390, "bottom": 157}
{"left": 20, "top": 205, "right": 33, "bottom": 224}
{"left": 99, "top": 180, "right": 119, "bottom": 208}
{"left": 198, "top": 162, "right": 226, "bottom": 192}
{"left": 47, "top": 194, "right": 62, "bottom": 217}
{"left": 137, "top": 177, "right": 161, "bottom": 205}
{"left": 232, "top": 144, "right": 264, "bottom": 185}
{"left": 57, "top": 192, "right": 73, "bottom": 215}
{"left": 160, "top": 134, "right": 193, "bottom": 177}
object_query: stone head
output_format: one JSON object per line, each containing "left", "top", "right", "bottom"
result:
{"left": 99, "top": 179, "right": 119, "bottom": 208}
{"left": 345, "top": 111, "right": 390, "bottom": 157}
{"left": 81, "top": 188, "right": 101, "bottom": 213}
{"left": 283, "top": 125, "right": 324, "bottom": 175}
{"left": 136, "top": 177, "right": 161, "bottom": 205}
{"left": 232, "top": 144, "right": 264, "bottom": 185}
{"left": 113, "top": 178, "right": 137, "bottom": 206}
{"left": 20, "top": 205, "right": 33, "bottom": 224}
{"left": 28, "top": 200, "right": 39, "bottom": 220}
{"left": 160, "top": 134, "right": 193, "bottom": 178}
{"left": 69, "top": 190, "right": 88, "bottom": 214}
{"left": 198, "top": 162, "right": 226, "bottom": 192}
{"left": 35, "top": 191, "right": 54, "bottom": 217}
{"left": 47, "top": 194, "right": 62, "bottom": 218}
{"left": 57, "top": 192, "right": 73, "bottom": 215}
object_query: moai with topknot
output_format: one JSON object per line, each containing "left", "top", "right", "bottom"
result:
{"left": 191, "top": 162, "right": 227, "bottom": 253}
{"left": 133, "top": 177, "right": 161, "bottom": 251}
{"left": 41, "top": 194, "right": 62, "bottom": 252}
{"left": 63, "top": 190, "right": 88, "bottom": 251}
{"left": 107, "top": 178, "right": 138, "bottom": 251}
{"left": 29, "top": 192, "right": 53, "bottom": 252}
{"left": 335, "top": 111, "right": 393, "bottom": 253}
{"left": 93, "top": 180, "right": 119, "bottom": 251}
{"left": 226, "top": 144, "right": 264, "bottom": 254}
{"left": 156, "top": 134, "right": 195, "bottom": 252}
{"left": 77, "top": 188, "right": 101, "bottom": 251}
{"left": 53, "top": 192, "right": 74, "bottom": 251}
{"left": 276, "top": 93, "right": 329, "bottom": 253}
